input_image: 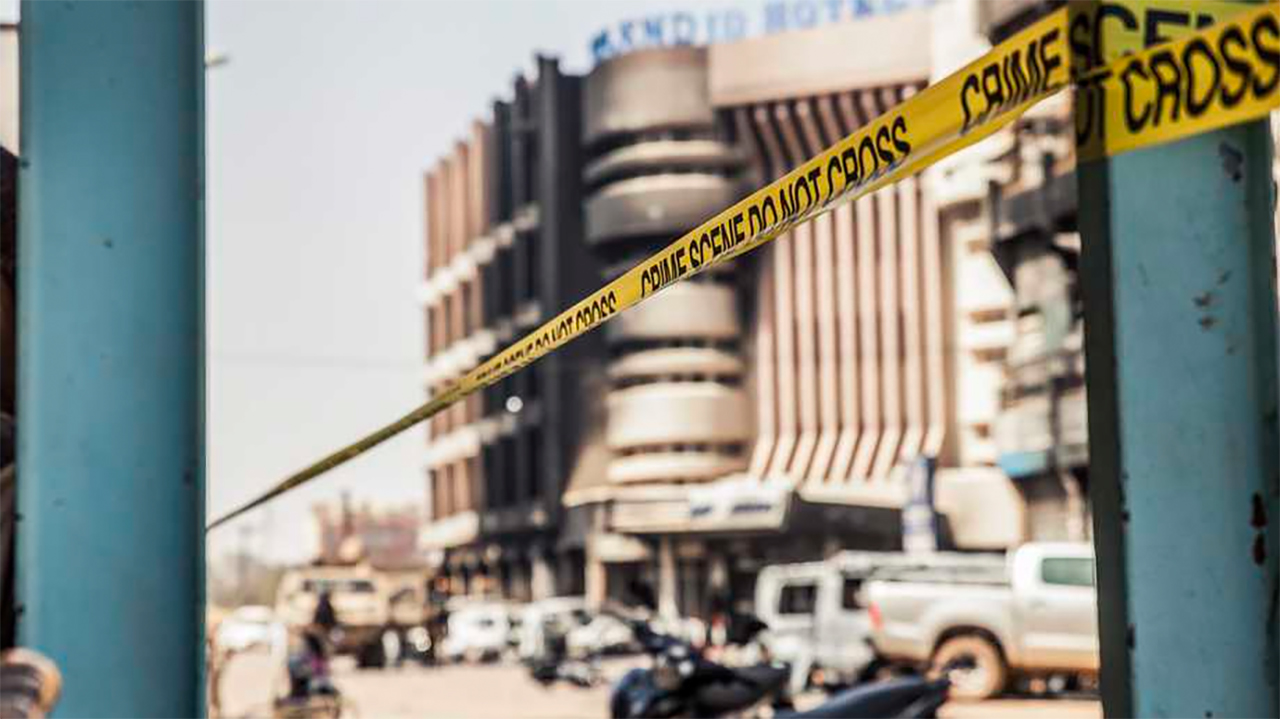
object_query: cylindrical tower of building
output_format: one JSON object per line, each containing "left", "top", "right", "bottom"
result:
{"left": 582, "top": 47, "right": 750, "bottom": 487}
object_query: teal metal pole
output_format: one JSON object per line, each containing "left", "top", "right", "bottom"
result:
{"left": 16, "top": 2, "right": 205, "bottom": 716}
{"left": 1078, "top": 114, "right": 1279, "bottom": 714}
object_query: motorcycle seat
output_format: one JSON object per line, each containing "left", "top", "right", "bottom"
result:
{"left": 733, "top": 664, "right": 791, "bottom": 692}
{"left": 780, "top": 676, "right": 948, "bottom": 719}
{"left": 695, "top": 664, "right": 791, "bottom": 715}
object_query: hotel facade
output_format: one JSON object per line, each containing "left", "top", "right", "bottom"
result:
{"left": 419, "top": 0, "right": 1077, "bottom": 616}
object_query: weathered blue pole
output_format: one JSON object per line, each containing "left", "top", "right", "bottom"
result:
{"left": 1077, "top": 59, "right": 1280, "bottom": 719}
{"left": 16, "top": 1, "right": 205, "bottom": 716}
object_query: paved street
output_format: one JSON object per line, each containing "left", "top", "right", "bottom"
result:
{"left": 217, "top": 650, "right": 1101, "bottom": 719}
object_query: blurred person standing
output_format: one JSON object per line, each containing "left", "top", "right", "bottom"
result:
{"left": 313, "top": 590, "right": 338, "bottom": 635}
{"left": 425, "top": 577, "right": 450, "bottom": 665}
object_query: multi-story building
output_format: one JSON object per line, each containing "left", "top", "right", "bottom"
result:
{"left": 418, "top": 2, "right": 1077, "bottom": 616}
{"left": 557, "top": 6, "right": 1028, "bottom": 619}
{"left": 419, "top": 57, "right": 604, "bottom": 600}
{"left": 976, "top": 1, "right": 1090, "bottom": 542}
{"left": 984, "top": 98, "right": 1090, "bottom": 541}
{"left": 940, "top": 0, "right": 1280, "bottom": 543}
{"left": 589, "top": 6, "right": 1028, "bottom": 619}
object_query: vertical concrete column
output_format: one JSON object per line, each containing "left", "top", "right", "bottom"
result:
{"left": 1078, "top": 107, "right": 1278, "bottom": 717}
{"left": 707, "top": 550, "right": 728, "bottom": 598}
{"left": 584, "top": 545, "right": 606, "bottom": 610}
{"left": 16, "top": 2, "right": 205, "bottom": 715}
{"left": 584, "top": 508, "right": 607, "bottom": 609}
{"left": 530, "top": 547, "right": 555, "bottom": 601}
{"left": 657, "top": 537, "right": 678, "bottom": 620}
{"left": 1060, "top": 471, "right": 1087, "bottom": 543}
{"left": 507, "top": 557, "right": 526, "bottom": 602}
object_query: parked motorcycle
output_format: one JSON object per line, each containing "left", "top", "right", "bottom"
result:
{"left": 526, "top": 611, "right": 603, "bottom": 689}
{"left": 609, "top": 614, "right": 968, "bottom": 719}
{"left": 608, "top": 618, "right": 792, "bottom": 718}
{"left": 273, "top": 627, "right": 350, "bottom": 719}
{"left": 528, "top": 654, "right": 603, "bottom": 689}
{"left": 773, "top": 655, "right": 973, "bottom": 719}
{"left": 776, "top": 674, "right": 949, "bottom": 719}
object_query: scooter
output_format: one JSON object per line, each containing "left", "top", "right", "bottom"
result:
{"left": 608, "top": 618, "right": 792, "bottom": 718}
{"left": 275, "top": 627, "right": 347, "bottom": 719}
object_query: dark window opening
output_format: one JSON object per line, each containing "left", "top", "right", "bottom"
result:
{"left": 841, "top": 578, "right": 865, "bottom": 610}
{"left": 777, "top": 583, "right": 817, "bottom": 615}
{"left": 1041, "top": 557, "right": 1095, "bottom": 587}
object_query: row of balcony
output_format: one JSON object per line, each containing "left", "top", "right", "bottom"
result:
{"left": 582, "top": 47, "right": 750, "bottom": 487}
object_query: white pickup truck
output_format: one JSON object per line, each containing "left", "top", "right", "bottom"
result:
{"left": 866, "top": 542, "right": 1098, "bottom": 700}
{"left": 754, "top": 551, "right": 1008, "bottom": 691}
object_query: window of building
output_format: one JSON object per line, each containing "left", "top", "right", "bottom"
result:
{"left": 460, "top": 280, "right": 474, "bottom": 337}
{"left": 499, "top": 436, "right": 517, "bottom": 508}
{"left": 841, "top": 577, "right": 865, "bottom": 610}
{"left": 527, "top": 428, "right": 542, "bottom": 502}
{"left": 777, "top": 582, "right": 817, "bottom": 615}
{"left": 481, "top": 260, "right": 498, "bottom": 325}
{"left": 466, "top": 455, "right": 482, "bottom": 512}
{"left": 511, "top": 230, "right": 531, "bottom": 305}
{"left": 482, "top": 443, "right": 499, "bottom": 512}
{"left": 441, "top": 464, "right": 455, "bottom": 517}
{"left": 525, "top": 131, "right": 540, "bottom": 203}
{"left": 482, "top": 384, "right": 496, "bottom": 416}
{"left": 1041, "top": 557, "right": 1095, "bottom": 587}
{"left": 442, "top": 295, "right": 454, "bottom": 343}
{"left": 498, "top": 246, "right": 516, "bottom": 317}
{"left": 526, "top": 365, "right": 540, "bottom": 403}
{"left": 427, "top": 304, "right": 437, "bottom": 355}
{"left": 678, "top": 558, "right": 706, "bottom": 618}
{"left": 526, "top": 231, "right": 540, "bottom": 301}
{"left": 302, "top": 579, "right": 376, "bottom": 594}
{"left": 429, "top": 468, "right": 441, "bottom": 520}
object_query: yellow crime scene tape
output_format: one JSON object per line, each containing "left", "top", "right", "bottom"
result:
{"left": 207, "top": 1, "right": 1280, "bottom": 531}
{"left": 1076, "top": 0, "right": 1279, "bottom": 160}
